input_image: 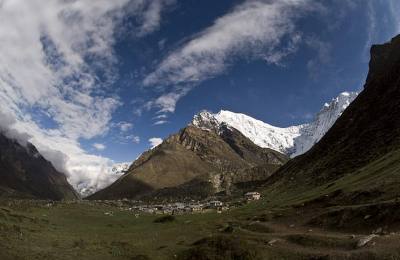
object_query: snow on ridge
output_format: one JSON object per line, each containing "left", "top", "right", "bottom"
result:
{"left": 290, "top": 91, "right": 358, "bottom": 157}
{"left": 214, "top": 110, "right": 302, "bottom": 154}
{"left": 192, "top": 92, "right": 358, "bottom": 157}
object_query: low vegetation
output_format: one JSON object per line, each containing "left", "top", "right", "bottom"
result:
{"left": 153, "top": 215, "right": 175, "bottom": 223}
{"left": 1, "top": 195, "right": 400, "bottom": 259}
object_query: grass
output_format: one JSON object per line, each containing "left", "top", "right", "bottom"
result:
{"left": 1, "top": 150, "right": 400, "bottom": 259}
{"left": 261, "top": 148, "right": 400, "bottom": 208}
{"left": 0, "top": 201, "right": 230, "bottom": 259}
{"left": 1, "top": 198, "right": 400, "bottom": 260}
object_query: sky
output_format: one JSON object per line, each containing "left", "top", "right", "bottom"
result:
{"left": 0, "top": 0, "right": 399, "bottom": 195}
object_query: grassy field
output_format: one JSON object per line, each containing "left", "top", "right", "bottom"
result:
{"left": 0, "top": 201, "right": 227, "bottom": 259}
{"left": 1, "top": 150, "right": 400, "bottom": 259}
{"left": 1, "top": 195, "right": 400, "bottom": 260}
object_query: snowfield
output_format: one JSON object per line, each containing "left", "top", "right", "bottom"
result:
{"left": 193, "top": 92, "right": 358, "bottom": 157}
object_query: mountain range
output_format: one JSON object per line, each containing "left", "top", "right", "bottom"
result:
{"left": 89, "top": 91, "right": 357, "bottom": 200}
{"left": 0, "top": 90, "right": 358, "bottom": 201}
{"left": 193, "top": 91, "right": 358, "bottom": 157}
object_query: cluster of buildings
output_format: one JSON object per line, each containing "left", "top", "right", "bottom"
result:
{"left": 120, "top": 192, "right": 261, "bottom": 215}
{"left": 244, "top": 192, "right": 261, "bottom": 201}
{"left": 44, "top": 191, "right": 262, "bottom": 216}
{"left": 126, "top": 200, "right": 228, "bottom": 215}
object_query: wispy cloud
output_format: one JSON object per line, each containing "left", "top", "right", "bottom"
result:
{"left": 130, "top": 135, "right": 141, "bottom": 144}
{"left": 305, "top": 36, "right": 332, "bottom": 79}
{"left": 363, "top": 0, "right": 400, "bottom": 60}
{"left": 153, "top": 120, "right": 168, "bottom": 126}
{"left": 93, "top": 143, "right": 106, "bottom": 151}
{"left": 154, "top": 114, "right": 168, "bottom": 119}
{"left": 116, "top": 121, "right": 134, "bottom": 132}
{"left": 0, "top": 0, "right": 172, "bottom": 195}
{"left": 146, "top": 89, "right": 191, "bottom": 113}
{"left": 143, "top": 0, "right": 315, "bottom": 113}
{"left": 388, "top": 0, "right": 400, "bottom": 34}
{"left": 136, "top": 0, "right": 176, "bottom": 37}
{"left": 364, "top": 0, "right": 378, "bottom": 60}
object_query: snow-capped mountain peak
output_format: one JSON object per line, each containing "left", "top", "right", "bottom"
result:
{"left": 192, "top": 92, "right": 358, "bottom": 157}
{"left": 290, "top": 91, "right": 358, "bottom": 157}
{"left": 192, "top": 110, "right": 221, "bottom": 131}
{"left": 192, "top": 110, "right": 302, "bottom": 154}
{"left": 215, "top": 110, "right": 302, "bottom": 154}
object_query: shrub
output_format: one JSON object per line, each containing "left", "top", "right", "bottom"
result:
{"left": 153, "top": 215, "right": 175, "bottom": 223}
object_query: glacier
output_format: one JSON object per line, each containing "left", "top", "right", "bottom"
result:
{"left": 192, "top": 92, "right": 358, "bottom": 157}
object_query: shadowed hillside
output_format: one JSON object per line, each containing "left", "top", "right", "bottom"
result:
{"left": 264, "top": 34, "right": 400, "bottom": 206}
{"left": 0, "top": 133, "right": 79, "bottom": 200}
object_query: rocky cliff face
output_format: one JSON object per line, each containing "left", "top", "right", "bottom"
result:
{"left": 0, "top": 133, "right": 79, "bottom": 200}
{"left": 89, "top": 123, "right": 288, "bottom": 200}
{"left": 265, "top": 35, "right": 400, "bottom": 204}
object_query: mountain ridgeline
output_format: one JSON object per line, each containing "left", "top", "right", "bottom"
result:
{"left": 92, "top": 35, "right": 400, "bottom": 204}
{"left": 199, "top": 92, "right": 357, "bottom": 157}
{"left": 0, "top": 133, "right": 79, "bottom": 200}
{"left": 89, "top": 122, "right": 288, "bottom": 200}
{"left": 265, "top": 34, "right": 400, "bottom": 206}
{"left": 89, "top": 84, "right": 357, "bottom": 201}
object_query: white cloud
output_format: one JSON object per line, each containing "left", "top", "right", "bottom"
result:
{"left": 152, "top": 114, "right": 169, "bottom": 125}
{"left": 117, "top": 121, "right": 134, "bottom": 132}
{"left": 154, "top": 114, "right": 168, "bottom": 119}
{"left": 143, "top": 0, "right": 314, "bottom": 112}
{"left": 149, "top": 137, "right": 163, "bottom": 148}
{"left": 136, "top": 0, "right": 176, "bottom": 36}
{"left": 153, "top": 120, "right": 168, "bottom": 126}
{"left": 6, "top": 118, "right": 123, "bottom": 196}
{"left": 0, "top": 0, "right": 128, "bottom": 139}
{"left": 0, "top": 0, "right": 172, "bottom": 196}
{"left": 147, "top": 89, "right": 191, "bottom": 113}
{"left": 112, "top": 133, "right": 141, "bottom": 145}
{"left": 131, "top": 135, "right": 141, "bottom": 144}
{"left": 93, "top": 143, "right": 106, "bottom": 151}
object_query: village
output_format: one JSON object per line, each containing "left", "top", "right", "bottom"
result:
{"left": 27, "top": 191, "right": 263, "bottom": 218}
{"left": 98, "top": 191, "right": 262, "bottom": 216}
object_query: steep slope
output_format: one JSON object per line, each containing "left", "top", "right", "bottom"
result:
{"left": 194, "top": 92, "right": 357, "bottom": 158}
{"left": 89, "top": 124, "right": 288, "bottom": 200}
{"left": 0, "top": 133, "right": 79, "bottom": 200}
{"left": 290, "top": 92, "right": 358, "bottom": 157}
{"left": 264, "top": 35, "right": 400, "bottom": 205}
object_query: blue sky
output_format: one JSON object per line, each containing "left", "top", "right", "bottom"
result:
{"left": 0, "top": 0, "right": 399, "bottom": 194}
{"left": 94, "top": 0, "right": 399, "bottom": 163}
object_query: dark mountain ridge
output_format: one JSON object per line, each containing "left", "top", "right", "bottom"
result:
{"left": 264, "top": 34, "right": 400, "bottom": 205}
{"left": 0, "top": 133, "right": 79, "bottom": 200}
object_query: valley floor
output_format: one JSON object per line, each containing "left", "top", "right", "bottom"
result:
{"left": 1, "top": 198, "right": 399, "bottom": 260}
